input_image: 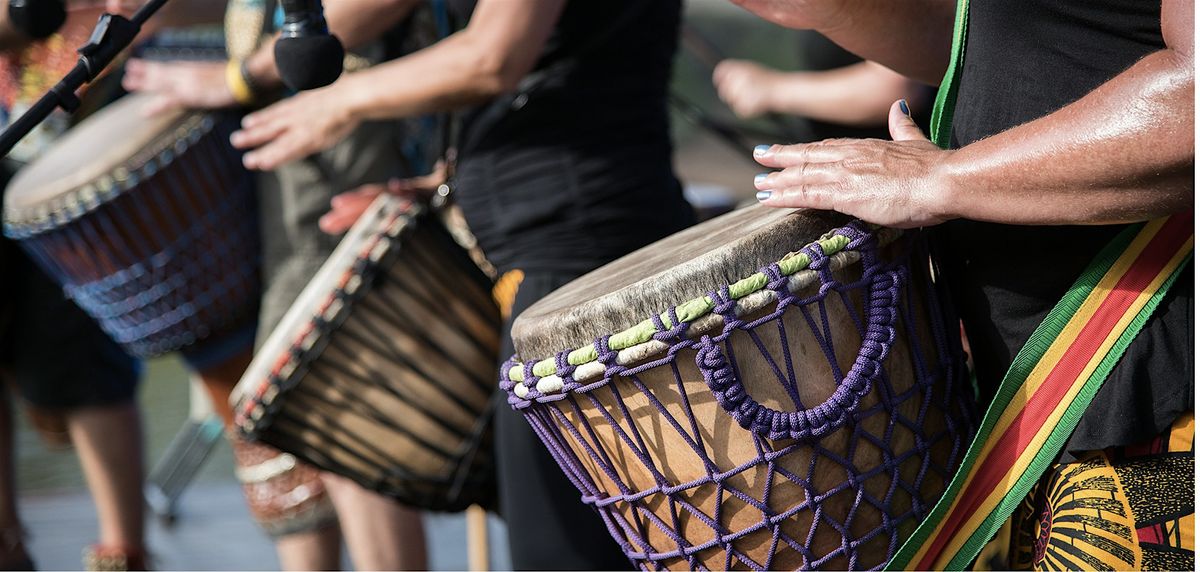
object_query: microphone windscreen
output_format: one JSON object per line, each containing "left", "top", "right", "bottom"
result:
{"left": 274, "top": 34, "right": 345, "bottom": 91}
{"left": 9, "top": 0, "right": 66, "bottom": 40}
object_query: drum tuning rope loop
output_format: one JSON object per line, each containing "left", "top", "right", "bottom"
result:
{"left": 500, "top": 220, "right": 976, "bottom": 569}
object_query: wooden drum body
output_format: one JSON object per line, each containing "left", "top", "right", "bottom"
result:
{"left": 502, "top": 206, "right": 978, "bottom": 570}
{"left": 232, "top": 196, "right": 499, "bottom": 511}
{"left": 2, "top": 94, "right": 259, "bottom": 368}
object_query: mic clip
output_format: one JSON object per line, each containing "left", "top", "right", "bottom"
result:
{"left": 78, "top": 13, "right": 139, "bottom": 80}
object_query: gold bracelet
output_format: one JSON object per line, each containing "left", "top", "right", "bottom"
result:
{"left": 226, "top": 59, "right": 257, "bottom": 107}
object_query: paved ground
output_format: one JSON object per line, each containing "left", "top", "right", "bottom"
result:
{"left": 22, "top": 484, "right": 510, "bottom": 570}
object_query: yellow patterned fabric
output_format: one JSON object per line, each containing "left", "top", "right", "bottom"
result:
{"left": 978, "top": 414, "right": 1195, "bottom": 571}
{"left": 492, "top": 269, "right": 525, "bottom": 320}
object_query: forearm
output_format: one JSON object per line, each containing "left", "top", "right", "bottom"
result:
{"left": 819, "top": 0, "right": 955, "bottom": 85}
{"left": 244, "top": 0, "right": 419, "bottom": 92}
{"left": 937, "top": 50, "right": 1194, "bottom": 225}
{"left": 731, "top": 0, "right": 955, "bottom": 84}
{"left": 340, "top": 31, "right": 508, "bottom": 121}
{"left": 765, "top": 62, "right": 912, "bottom": 126}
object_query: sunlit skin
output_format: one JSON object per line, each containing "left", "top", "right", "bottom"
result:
{"left": 122, "top": 0, "right": 418, "bottom": 115}
{"left": 229, "top": 0, "right": 567, "bottom": 171}
{"left": 742, "top": 0, "right": 1193, "bottom": 228}
{"left": 714, "top": 59, "right": 913, "bottom": 126}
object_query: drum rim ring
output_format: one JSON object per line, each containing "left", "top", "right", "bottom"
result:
{"left": 503, "top": 223, "right": 901, "bottom": 389}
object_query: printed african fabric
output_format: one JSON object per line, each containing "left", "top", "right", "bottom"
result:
{"left": 979, "top": 413, "right": 1194, "bottom": 571}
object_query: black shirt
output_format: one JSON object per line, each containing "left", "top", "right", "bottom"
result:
{"left": 939, "top": 0, "right": 1193, "bottom": 451}
{"left": 447, "top": 0, "right": 696, "bottom": 274}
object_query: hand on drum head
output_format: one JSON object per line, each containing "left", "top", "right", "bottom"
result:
{"left": 230, "top": 86, "right": 359, "bottom": 170}
{"left": 123, "top": 59, "right": 238, "bottom": 115}
{"left": 318, "top": 162, "right": 446, "bottom": 235}
{"left": 753, "top": 99, "right": 952, "bottom": 229}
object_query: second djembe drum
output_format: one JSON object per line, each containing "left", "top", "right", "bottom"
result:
{"left": 3, "top": 93, "right": 259, "bottom": 368}
{"left": 502, "top": 206, "right": 977, "bottom": 570}
{"left": 232, "top": 196, "right": 499, "bottom": 511}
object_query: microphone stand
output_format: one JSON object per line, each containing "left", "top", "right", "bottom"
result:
{"left": 0, "top": 0, "right": 170, "bottom": 157}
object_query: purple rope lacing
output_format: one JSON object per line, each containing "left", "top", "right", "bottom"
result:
{"left": 500, "top": 223, "right": 977, "bottom": 570}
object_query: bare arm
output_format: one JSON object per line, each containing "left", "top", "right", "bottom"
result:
{"left": 714, "top": 59, "right": 916, "bottom": 125}
{"left": 934, "top": 0, "right": 1193, "bottom": 224}
{"left": 754, "top": 0, "right": 1193, "bottom": 228}
{"left": 230, "top": 0, "right": 566, "bottom": 169}
{"left": 729, "top": 0, "right": 956, "bottom": 85}
{"left": 243, "top": 0, "right": 421, "bottom": 91}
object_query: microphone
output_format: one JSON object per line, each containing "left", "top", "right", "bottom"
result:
{"left": 8, "top": 0, "right": 66, "bottom": 40}
{"left": 274, "top": 0, "right": 344, "bottom": 91}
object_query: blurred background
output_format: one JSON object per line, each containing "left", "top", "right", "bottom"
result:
{"left": 14, "top": 0, "right": 803, "bottom": 568}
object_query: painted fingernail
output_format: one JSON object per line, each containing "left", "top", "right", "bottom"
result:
{"left": 756, "top": 190, "right": 773, "bottom": 202}
{"left": 899, "top": 99, "right": 911, "bottom": 117}
{"left": 753, "top": 145, "right": 772, "bottom": 158}
{"left": 754, "top": 173, "right": 769, "bottom": 187}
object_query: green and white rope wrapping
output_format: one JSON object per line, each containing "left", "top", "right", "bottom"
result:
{"left": 506, "top": 227, "right": 900, "bottom": 392}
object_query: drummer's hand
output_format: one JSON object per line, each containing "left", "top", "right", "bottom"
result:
{"left": 318, "top": 164, "right": 447, "bottom": 235}
{"left": 231, "top": 86, "right": 358, "bottom": 170}
{"left": 754, "top": 100, "right": 952, "bottom": 229}
{"left": 123, "top": 59, "right": 237, "bottom": 114}
{"left": 713, "top": 59, "right": 780, "bottom": 119}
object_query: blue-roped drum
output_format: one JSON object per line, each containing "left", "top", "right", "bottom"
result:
{"left": 2, "top": 93, "right": 259, "bottom": 369}
{"left": 501, "top": 206, "right": 978, "bottom": 570}
{"left": 231, "top": 196, "right": 498, "bottom": 511}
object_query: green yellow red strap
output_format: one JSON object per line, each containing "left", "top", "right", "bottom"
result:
{"left": 929, "top": 0, "right": 970, "bottom": 149}
{"left": 887, "top": 213, "right": 1194, "bottom": 570}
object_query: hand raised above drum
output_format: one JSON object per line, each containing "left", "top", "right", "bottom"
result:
{"left": 318, "top": 163, "right": 447, "bottom": 235}
{"left": 230, "top": 85, "right": 359, "bottom": 170}
{"left": 123, "top": 59, "right": 238, "bottom": 115}
{"left": 754, "top": 100, "right": 953, "bottom": 229}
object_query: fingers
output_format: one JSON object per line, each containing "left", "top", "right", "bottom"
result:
{"left": 754, "top": 160, "right": 842, "bottom": 192}
{"left": 242, "top": 138, "right": 303, "bottom": 170}
{"left": 755, "top": 183, "right": 839, "bottom": 211}
{"left": 888, "top": 99, "right": 928, "bottom": 142}
{"left": 320, "top": 186, "right": 384, "bottom": 234}
{"left": 752, "top": 139, "right": 857, "bottom": 168}
{"left": 230, "top": 116, "right": 289, "bottom": 152}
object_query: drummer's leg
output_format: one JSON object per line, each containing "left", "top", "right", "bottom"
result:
{"left": 5, "top": 250, "right": 147, "bottom": 567}
{"left": 320, "top": 472, "right": 428, "bottom": 570}
{"left": 494, "top": 270, "right": 632, "bottom": 570}
{"left": 254, "top": 120, "right": 428, "bottom": 569}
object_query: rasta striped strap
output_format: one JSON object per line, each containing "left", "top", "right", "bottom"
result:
{"left": 887, "top": 212, "right": 1194, "bottom": 571}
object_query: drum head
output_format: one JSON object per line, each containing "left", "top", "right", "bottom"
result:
{"left": 511, "top": 206, "right": 851, "bottom": 360}
{"left": 4, "top": 94, "right": 191, "bottom": 223}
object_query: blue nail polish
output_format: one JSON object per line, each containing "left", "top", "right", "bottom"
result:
{"left": 756, "top": 190, "right": 773, "bottom": 202}
{"left": 899, "top": 99, "right": 911, "bottom": 117}
{"left": 753, "top": 145, "right": 771, "bottom": 157}
{"left": 754, "top": 173, "right": 769, "bottom": 186}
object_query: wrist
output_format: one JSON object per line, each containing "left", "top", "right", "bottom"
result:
{"left": 926, "top": 148, "right": 964, "bottom": 223}
{"left": 339, "top": 72, "right": 374, "bottom": 123}
{"left": 225, "top": 59, "right": 258, "bottom": 106}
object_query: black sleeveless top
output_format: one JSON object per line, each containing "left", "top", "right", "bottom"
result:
{"left": 938, "top": 0, "right": 1193, "bottom": 452}
{"left": 446, "top": 0, "right": 695, "bottom": 274}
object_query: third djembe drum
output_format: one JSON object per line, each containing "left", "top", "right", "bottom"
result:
{"left": 501, "top": 206, "right": 978, "bottom": 570}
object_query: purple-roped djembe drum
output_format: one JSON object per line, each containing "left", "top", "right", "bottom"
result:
{"left": 2, "top": 93, "right": 259, "bottom": 370}
{"left": 501, "top": 206, "right": 978, "bottom": 570}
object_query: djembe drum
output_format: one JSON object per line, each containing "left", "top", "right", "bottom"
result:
{"left": 501, "top": 206, "right": 977, "bottom": 570}
{"left": 2, "top": 93, "right": 259, "bottom": 369}
{"left": 232, "top": 195, "right": 499, "bottom": 511}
